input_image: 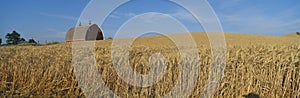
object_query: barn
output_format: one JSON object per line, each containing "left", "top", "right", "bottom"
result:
{"left": 65, "top": 24, "right": 104, "bottom": 42}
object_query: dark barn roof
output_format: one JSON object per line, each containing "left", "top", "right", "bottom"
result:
{"left": 65, "top": 24, "right": 104, "bottom": 42}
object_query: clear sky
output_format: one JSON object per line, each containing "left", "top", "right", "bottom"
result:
{"left": 1, "top": 0, "right": 299, "bottom": 43}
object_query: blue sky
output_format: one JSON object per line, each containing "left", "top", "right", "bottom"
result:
{"left": 1, "top": 0, "right": 299, "bottom": 43}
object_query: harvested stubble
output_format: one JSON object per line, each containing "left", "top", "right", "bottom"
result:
{"left": 0, "top": 33, "right": 299, "bottom": 97}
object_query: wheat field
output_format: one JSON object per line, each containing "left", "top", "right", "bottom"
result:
{"left": 0, "top": 33, "right": 299, "bottom": 97}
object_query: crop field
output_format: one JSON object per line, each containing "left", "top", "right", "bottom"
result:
{"left": 0, "top": 33, "right": 299, "bottom": 97}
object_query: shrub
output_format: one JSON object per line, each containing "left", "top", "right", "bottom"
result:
{"left": 106, "top": 37, "right": 113, "bottom": 40}
{"left": 46, "top": 42, "right": 60, "bottom": 45}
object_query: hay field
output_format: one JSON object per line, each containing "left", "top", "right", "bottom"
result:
{"left": 0, "top": 32, "right": 300, "bottom": 97}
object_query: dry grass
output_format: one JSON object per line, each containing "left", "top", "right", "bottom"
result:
{"left": 0, "top": 33, "right": 299, "bottom": 97}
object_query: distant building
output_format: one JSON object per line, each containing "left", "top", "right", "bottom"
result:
{"left": 65, "top": 24, "right": 104, "bottom": 42}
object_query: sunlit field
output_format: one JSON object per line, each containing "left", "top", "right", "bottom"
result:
{"left": 1, "top": 33, "right": 299, "bottom": 97}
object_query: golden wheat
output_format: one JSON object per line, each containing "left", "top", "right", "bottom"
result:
{"left": 0, "top": 33, "right": 299, "bottom": 97}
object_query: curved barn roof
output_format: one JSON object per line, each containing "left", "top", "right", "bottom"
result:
{"left": 65, "top": 24, "right": 104, "bottom": 42}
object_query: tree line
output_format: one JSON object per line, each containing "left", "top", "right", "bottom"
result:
{"left": 0, "top": 30, "right": 37, "bottom": 45}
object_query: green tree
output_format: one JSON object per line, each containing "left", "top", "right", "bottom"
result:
{"left": 5, "top": 30, "right": 25, "bottom": 45}
{"left": 0, "top": 38, "right": 2, "bottom": 45}
{"left": 106, "top": 37, "right": 113, "bottom": 40}
{"left": 296, "top": 32, "right": 300, "bottom": 35}
{"left": 20, "top": 38, "right": 26, "bottom": 43}
{"left": 28, "top": 38, "right": 37, "bottom": 44}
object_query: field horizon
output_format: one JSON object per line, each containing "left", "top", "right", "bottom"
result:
{"left": 0, "top": 32, "right": 299, "bottom": 97}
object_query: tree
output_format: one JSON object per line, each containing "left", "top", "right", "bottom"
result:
{"left": 296, "top": 32, "right": 300, "bottom": 35}
{"left": 28, "top": 38, "right": 37, "bottom": 44}
{"left": 5, "top": 30, "right": 25, "bottom": 45}
{"left": 106, "top": 37, "right": 113, "bottom": 40}
{"left": 19, "top": 38, "right": 26, "bottom": 43}
{"left": 0, "top": 38, "right": 2, "bottom": 45}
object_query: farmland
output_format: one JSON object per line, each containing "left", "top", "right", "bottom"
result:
{"left": 0, "top": 32, "right": 299, "bottom": 97}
